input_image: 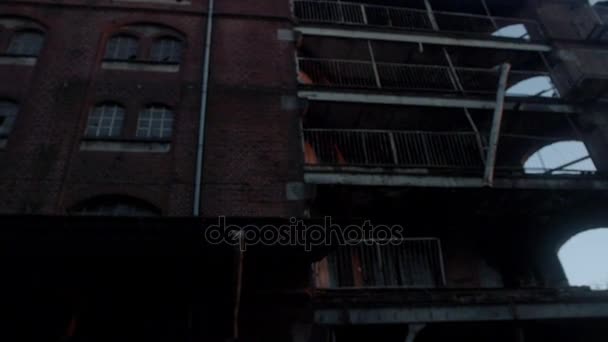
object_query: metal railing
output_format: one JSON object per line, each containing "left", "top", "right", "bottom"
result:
{"left": 303, "top": 129, "right": 484, "bottom": 169}
{"left": 314, "top": 238, "right": 446, "bottom": 288}
{"left": 298, "top": 57, "right": 555, "bottom": 95}
{"left": 294, "top": 0, "right": 545, "bottom": 41}
{"left": 303, "top": 129, "right": 600, "bottom": 176}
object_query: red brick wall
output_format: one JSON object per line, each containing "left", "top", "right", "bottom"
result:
{"left": 201, "top": 7, "right": 301, "bottom": 217}
{"left": 0, "top": 0, "right": 301, "bottom": 217}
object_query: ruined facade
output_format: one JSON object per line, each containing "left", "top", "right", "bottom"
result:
{"left": 1, "top": 0, "right": 608, "bottom": 341}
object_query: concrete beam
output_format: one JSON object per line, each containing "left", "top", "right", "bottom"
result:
{"left": 101, "top": 61, "right": 179, "bottom": 73}
{"left": 314, "top": 302, "right": 608, "bottom": 324}
{"left": 294, "top": 26, "right": 552, "bottom": 52}
{"left": 304, "top": 170, "right": 608, "bottom": 190}
{"left": 297, "top": 91, "right": 579, "bottom": 114}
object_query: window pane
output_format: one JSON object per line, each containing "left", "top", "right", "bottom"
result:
{"left": 151, "top": 38, "right": 182, "bottom": 63}
{"left": 136, "top": 106, "right": 173, "bottom": 138}
{"left": 7, "top": 31, "right": 44, "bottom": 56}
{"left": 105, "top": 36, "right": 138, "bottom": 60}
{"left": 0, "top": 101, "right": 18, "bottom": 136}
{"left": 85, "top": 104, "right": 125, "bottom": 138}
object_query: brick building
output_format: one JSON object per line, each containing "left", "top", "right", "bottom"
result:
{"left": 2, "top": 0, "right": 608, "bottom": 341}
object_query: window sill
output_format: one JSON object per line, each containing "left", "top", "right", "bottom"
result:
{"left": 0, "top": 55, "right": 37, "bottom": 66}
{"left": 80, "top": 139, "right": 171, "bottom": 153}
{"left": 101, "top": 60, "right": 180, "bottom": 73}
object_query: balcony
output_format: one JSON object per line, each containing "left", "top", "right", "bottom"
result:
{"left": 314, "top": 238, "right": 446, "bottom": 289}
{"left": 294, "top": 0, "right": 546, "bottom": 45}
{"left": 302, "top": 127, "right": 607, "bottom": 189}
{"left": 298, "top": 57, "right": 555, "bottom": 97}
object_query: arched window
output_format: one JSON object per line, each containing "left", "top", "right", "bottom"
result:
{"left": 558, "top": 228, "right": 608, "bottom": 290}
{"left": 492, "top": 24, "right": 530, "bottom": 40}
{"left": 524, "top": 140, "right": 596, "bottom": 174}
{"left": 7, "top": 30, "right": 44, "bottom": 56}
{"left": 104, "top": 35, "right": 138, "bottom": 60}
{"left": 507, "top": 76, "right": 557, "bottom": 98}
{"left": 136, "top": 105, "right": 174, "bottom": 139}
{"left": 70, "top": 196, "right": 161, "bottom": 216}
{"left": 85, "top": 103, "right": 125, "bottom": 138}
{"left": 150, "top": 37, "right": 183, "bottom": 63}
{"left": 0, "top": 100, "right": 18, "bottom": 136}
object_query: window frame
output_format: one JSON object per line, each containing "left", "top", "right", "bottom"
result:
{"left": 85, "top": 103, "right": 126, "bottom": 139}
{"left": 6, "top": 29, "right": 45, "bottom": 57}
{"left": 136, "top": 105, "right": 174, "bottom": 139}
{"left": 150, "top": 36, "right": 183, "bottom": 63}
{"left": 104, "top": 34, "right": 140, "bottom": 61}
{"left": 0, "top": 100, "right": 19, "bottom": 138}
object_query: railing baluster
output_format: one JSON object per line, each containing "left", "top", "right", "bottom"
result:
{"left": 360, "top": 4, "right": 368, "bottom": 25}
{"left": 388, "top": 132, "right": 399, "bottom": 165}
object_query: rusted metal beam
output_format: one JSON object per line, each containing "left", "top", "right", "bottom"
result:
{"left": 484, "top": 63, "right": 511, "bottom": 187}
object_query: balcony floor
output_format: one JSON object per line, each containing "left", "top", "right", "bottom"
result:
{"left": 312, "top": 287, "right": 608, "bottom": 324}
{"left": 304, "top": 166, "right": 608, "bottom": 190}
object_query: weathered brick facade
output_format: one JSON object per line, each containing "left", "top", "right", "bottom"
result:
{"left": 0, "top": 0, "right": 301, "bottom": 217}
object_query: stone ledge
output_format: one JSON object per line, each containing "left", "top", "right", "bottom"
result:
{"left": 80, "top": 140, "right": 171, "bottom": 153}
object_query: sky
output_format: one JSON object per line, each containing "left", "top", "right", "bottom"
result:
{"left": 559, "top": 229, "right": 608, "bottom": 290}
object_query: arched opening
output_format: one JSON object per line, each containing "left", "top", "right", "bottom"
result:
{"left": 491, "top": 23, "right": 530, "bottom": 40}
{"left": 507, "top": 76, "right": 557, "bottom": 97}
{"left": 523, "top": 140, "right": 596, "bottom": 174}
{"left": 558, "top": 228, "right": 608, "bottom": 290}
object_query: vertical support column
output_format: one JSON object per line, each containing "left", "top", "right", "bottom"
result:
{"left": 367, "top": 40, "right": 382, "bottom": 88}
{"left": 484, "top": 63, "right": 511, "bottom": 187}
